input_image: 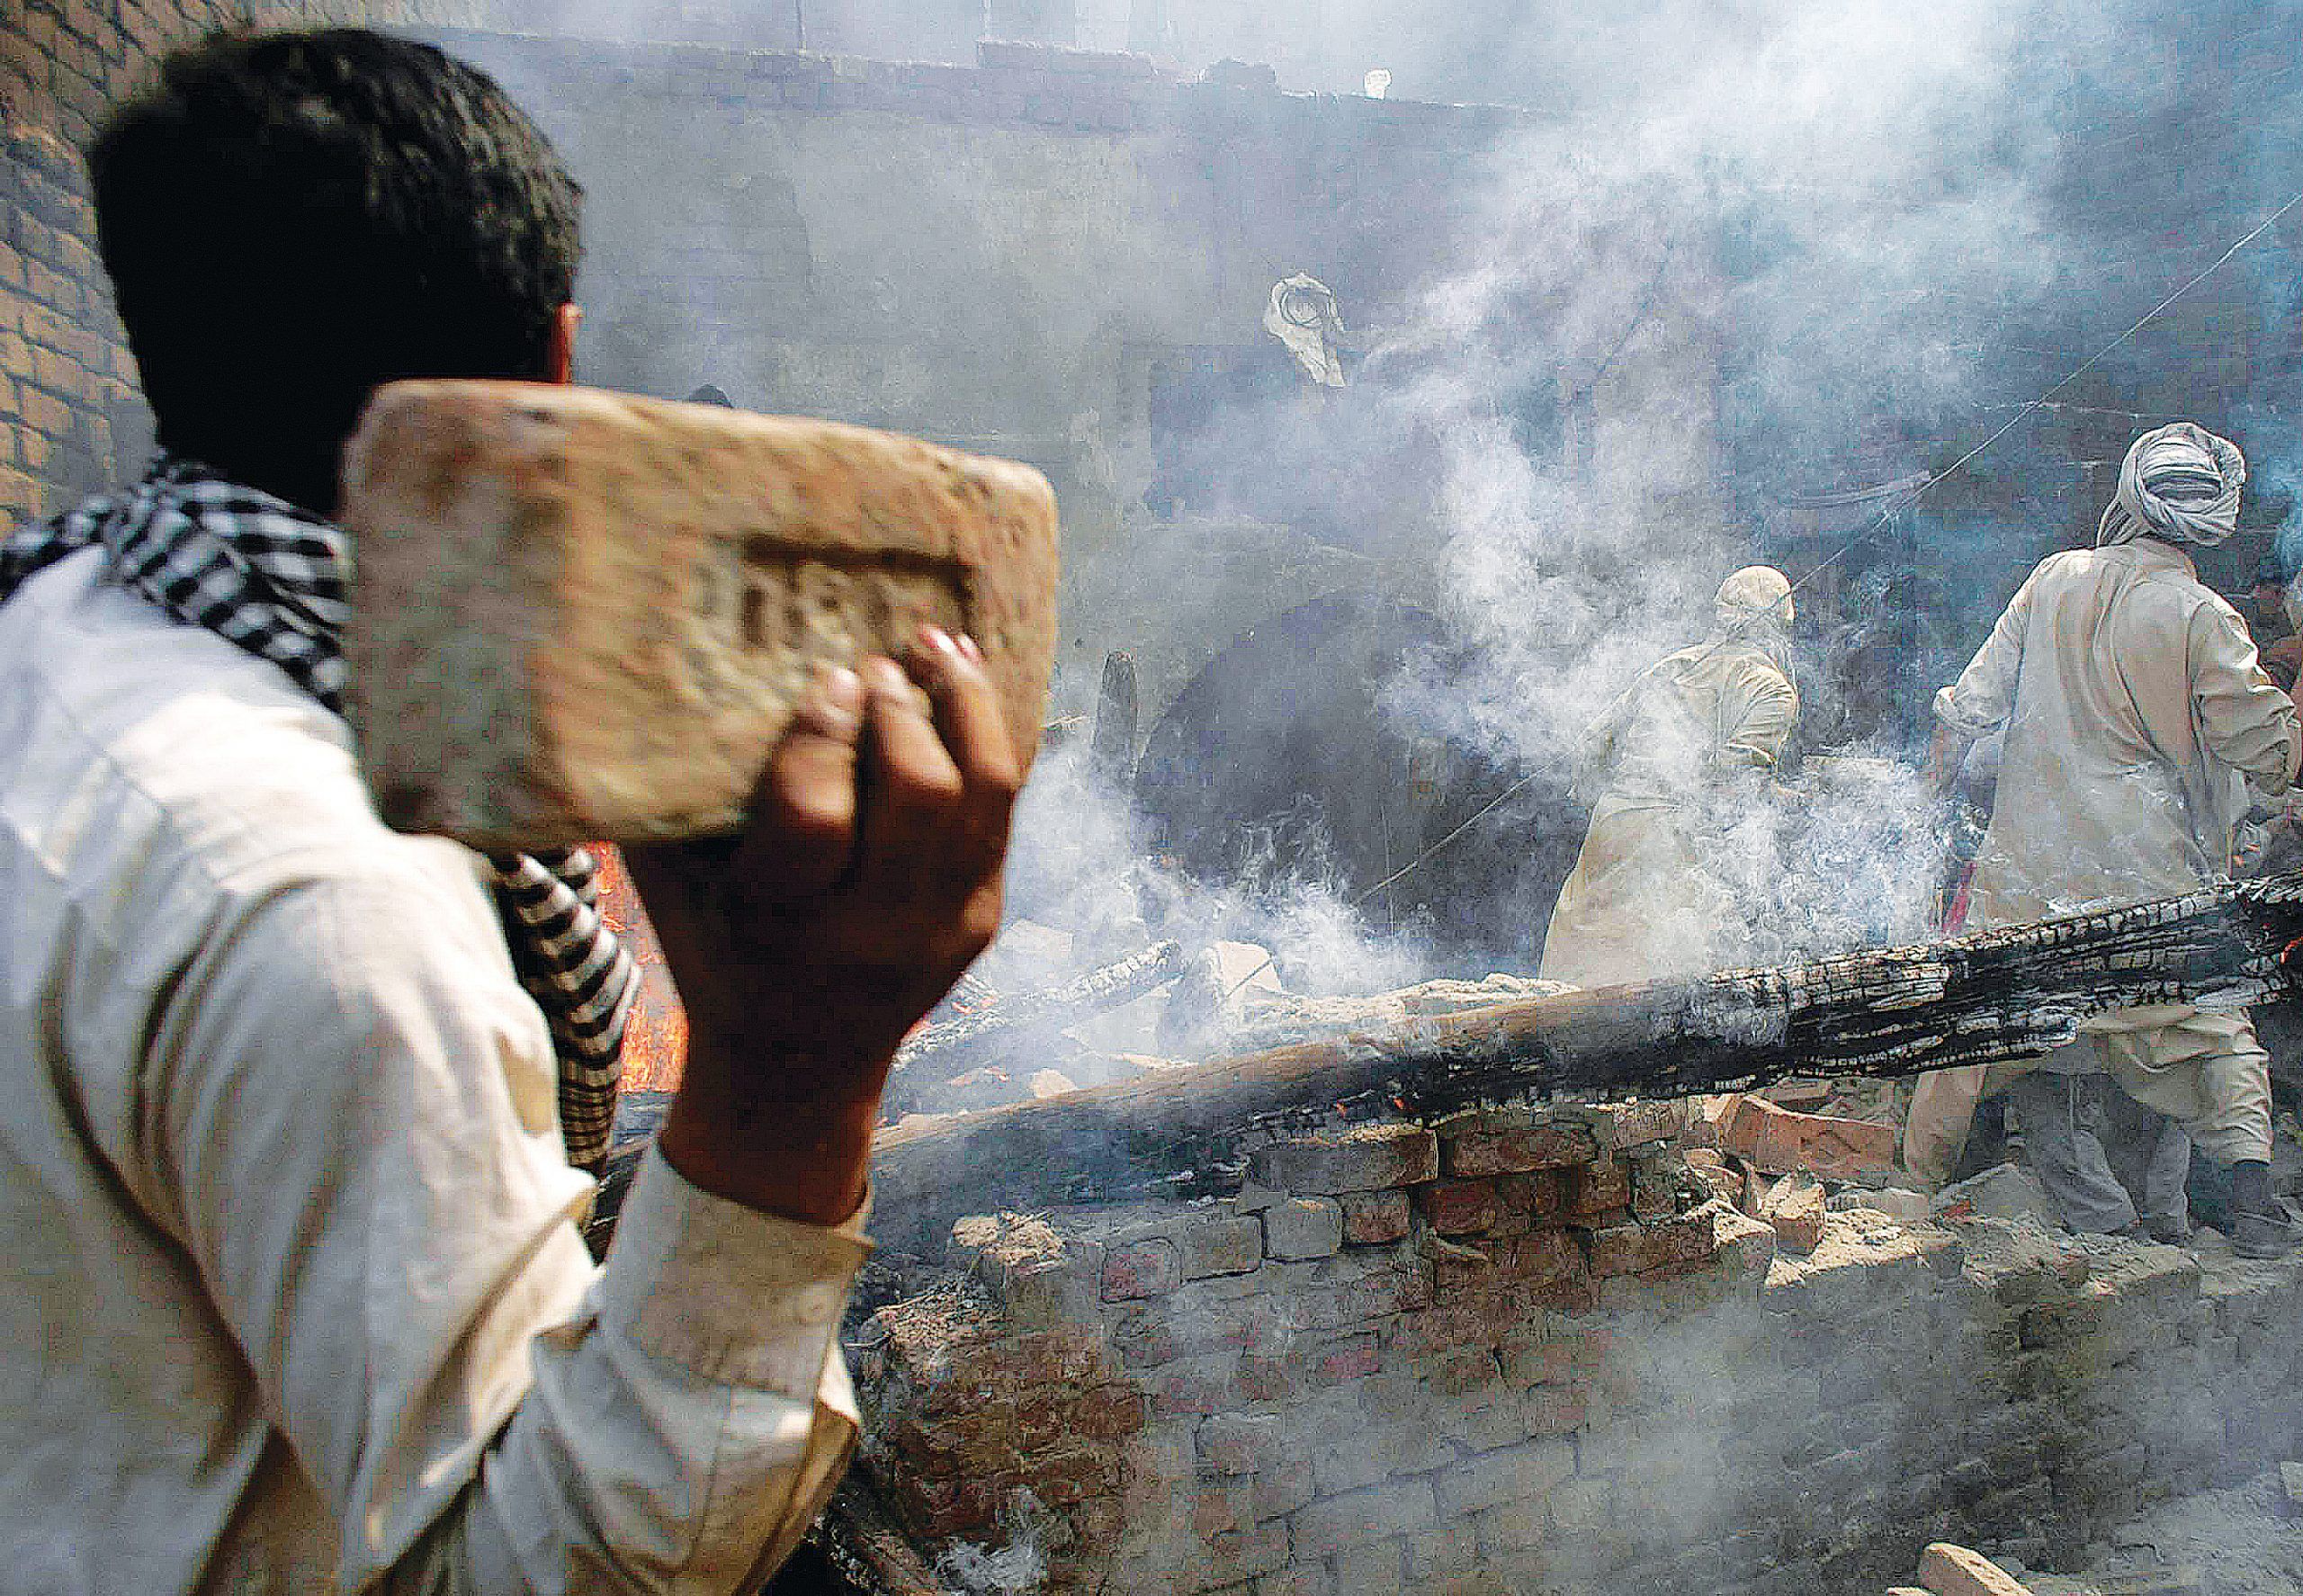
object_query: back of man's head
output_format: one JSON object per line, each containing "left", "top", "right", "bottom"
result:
{"left": 88, "top": 29, "right": 581, "bottom": 515}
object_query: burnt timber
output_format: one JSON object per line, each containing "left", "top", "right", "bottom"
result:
{"left": 865, "top": 872, "right": 2303, "bottom": 1251}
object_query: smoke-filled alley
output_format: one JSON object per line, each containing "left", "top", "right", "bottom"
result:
{"left": 7, "top": 4, "right": 2303, "bottom": 1596}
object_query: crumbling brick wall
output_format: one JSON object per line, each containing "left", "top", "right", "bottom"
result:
{"left": 853, "top": 1102, "right": 2303, "bottom": 1596}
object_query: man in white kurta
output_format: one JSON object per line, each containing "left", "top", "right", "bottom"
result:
{"left": 0, "top": 30, "right": 1026, "bottom": 1592}
{"left": 1906, "top": 423, "right": 2301, "bottom": 1256}
{"left": 1541, "top": 567, "right": 1800, "bottom": 987}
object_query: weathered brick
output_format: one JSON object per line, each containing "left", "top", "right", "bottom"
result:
{"left": 1565, "top": 1156, "right": 1631, "bottom": 1216}
{"left": 1074, "top": 1384, "right": 1148, "bottom": 1438}
{"left": 1443, "top": 1116, "right": 1601, "bottom": 1175}
{"left": 1251, "top": 1458, "right": 1316, "bottom": 1520}
{"left": 1559, "top": 1099, "right": 1682, "bottom": 1151}
{"left": 1586, "top": 1211, "right": 1717, "bottom": 1278}
{"left": 1716, "top": 1095, "right": 1897, "bottom": 1179}
{"left": 1339, "top": 1188, "right": 1411, "bottom": 1244}
{"left": 1434, "top": 1437, "right": 1574, "bottom": 1516}
{"left": 1250, "top": 1124, "right": 1439, "bottom": 1194}
{"left": 1180, "top": 1211, "right": 1266, "bottom": 1279}
{"left": 1293, "top": 1479, "right": 1437, "bottom": 1556}
{"left": 1103, "top": 1238, "right": 1182, "bottom": 1301}
{"left": 1264, "top": 1197, "right": 1344, "bottom": 1260}
{"left": 1199, "top": 1412, "right": 1288, "bottom": 1475}
{"left": 1419, "top": 1178, "right": 1501, "bottom": 1235}
{"left": 1331, "top": 1538, "right": 1406, "bottom": 1596}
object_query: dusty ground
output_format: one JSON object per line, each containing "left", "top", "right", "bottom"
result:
{"left": 2016, "top": 1470, "right": 2303, "bottom": 1596}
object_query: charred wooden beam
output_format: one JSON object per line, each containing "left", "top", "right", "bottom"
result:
{"left": 880, "top": 938, "right": 1187, "bottom": 1119}
{"left": 865, "top": 872, "right": 2303, "bottom": 1251}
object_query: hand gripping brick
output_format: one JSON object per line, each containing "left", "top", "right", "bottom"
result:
{"left": 339, "top": 381, "right": 1061, "bottom": 848}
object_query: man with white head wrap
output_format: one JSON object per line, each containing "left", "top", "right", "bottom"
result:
{"left": 1905, "top": 424, "right": 2303, "bottom": 1256}
{"left": 1540, "top": 566, "right": 1798, "bottom": 988}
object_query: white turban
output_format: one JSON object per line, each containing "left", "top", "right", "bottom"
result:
{"left": 1714, "top": 565, "right": 1794, "bottom": 630}
{"left": 1712, "top": 565, "right": 1795, "bottom": 677}
{"left": 2096, "top": 422, "right": 2245, "bottom": 549}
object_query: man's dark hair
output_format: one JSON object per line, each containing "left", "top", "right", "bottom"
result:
{"left": 88, "top": 29, "right": 582, "bottom": 514}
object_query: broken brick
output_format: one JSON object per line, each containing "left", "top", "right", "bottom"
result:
{"left": 1717, "top": 1095, "right": 1898, "bottom": 1179}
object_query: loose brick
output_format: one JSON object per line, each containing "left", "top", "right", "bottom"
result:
{"left": 1443, "top": 1116, "right": 1600, "bottom": 1175}
{"left": 1915, "top": 1543, "right": 2032, "bottom": 1596}
{"left": 1559, "top": 1099, "right": 1682, "bottom": 1151}
{"left": 1103, "top": 1238, "right": 1183, "bottom": 1301}
{"left": 1419, "top": 1178, "right": 1501, "bottom": 1235}
{"left": 1761, "top": 1174, "right": 1828, "bottom": 1254}
{"left": 341, "top": 383, "right": 1060, "bottom": 849}
{"left": 1716, "top": 1095, "right": 1898, "bottom": 1179}
{"left": 1264, "top": 1197, "right": 1345, "bottom": 1260}
{"left": 1340, "top": 1188, "right": 1411, "bottom": 1244}
{"left": 1180, "top": 1211, "right": 1265, "bottom": 1279}
{"left": 1250, "top": 1124, "right": 1439, "bottom": 1194}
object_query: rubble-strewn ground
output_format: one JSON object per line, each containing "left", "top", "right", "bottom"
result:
{"left": 2016, "top": 1469, "right": 2303, "bottom": 1596}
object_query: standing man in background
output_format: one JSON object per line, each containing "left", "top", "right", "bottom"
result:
{"left": 1904, "top": 424, "right": 2300, "bottom": 1256}
{"left": 0, "top": 30, "right": 1020, "bottom": 1592}
{"left": 1540, "top": 565, "right": 1800, "bottom": 988}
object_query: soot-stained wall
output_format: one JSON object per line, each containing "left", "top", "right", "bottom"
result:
{"left": 406, "top": 30, "right": 1630, "bottom": 727}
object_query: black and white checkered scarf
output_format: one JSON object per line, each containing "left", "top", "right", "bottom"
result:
{"left": 0, "top": 455, "right": 635, "bottom": 1172}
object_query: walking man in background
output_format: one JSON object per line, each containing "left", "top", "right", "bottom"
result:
{"left": 1541, "top": 565, "right": 1800, "bottom": 988}
{"left": 0, "top": 30, "right": 1019, "bottom": 1591}
{"left": 1905, "top": 424, "right": 2300, "bottom": 1256}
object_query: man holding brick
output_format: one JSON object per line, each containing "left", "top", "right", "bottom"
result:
{"left": 0, "top": 29, "right": 1019, "bottom": 1592}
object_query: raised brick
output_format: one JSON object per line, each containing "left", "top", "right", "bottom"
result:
{"left": 1102, "top": 1238, "right": 1182, "bottom": 1301}
{"left": 1180, "top": 1212, "right": 1265, "bottom": 1279}
{"left": 1264, "top": 1197, "right": 1344, "bottom": 1260}
{"left": 1443, "top": 1116, "right": 1601, "bottom": 1175}
{"left": 1419, "top": 1178, "right": 1501, "bottom": 1235}
{"left": 1340, "top": 1188, "right": 1411, "bottom": 1244}
{"left": 1250, "top": 1124, "right": 1439, "bottom": 1194}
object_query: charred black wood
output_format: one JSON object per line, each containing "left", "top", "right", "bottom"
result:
{"left": 880, "top": 938, "right": 1187, "bottom": 1119}
{"left": 759, "top": 1469, "right": 945, "bottom": 1596}
{"left": 865, "top": 873, "right": 2303, "bottom": 1251}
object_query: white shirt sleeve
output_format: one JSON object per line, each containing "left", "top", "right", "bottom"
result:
{"left": 1935, "top": 567, "right": 2037, "bottom": 739}
{"left": 148, "top": 847, "right": 865, "bottom": 1595}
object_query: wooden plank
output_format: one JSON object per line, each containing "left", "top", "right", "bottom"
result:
{"left": 863, "top": 872, "right": 2303, "bottom": 1251}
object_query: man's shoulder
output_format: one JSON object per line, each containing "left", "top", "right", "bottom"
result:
{"left": 0, "top": 552, "right": 486, "bottom": 911}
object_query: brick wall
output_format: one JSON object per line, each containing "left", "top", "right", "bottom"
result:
{"left": 0, "top": 0, "right": 524, "bottom": 522}
{"left": 854, "top": 1102, "right": 2303, "bottom": 1596}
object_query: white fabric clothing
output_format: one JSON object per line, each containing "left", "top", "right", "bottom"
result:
{"left": 1933, "top": 537, "right": 2299, "bottom": 923}
{"left": 1907, "top": 536, "right": 2299, "bottom": 1178}
{"left": 0, "top": 551, "right": 866, "bottom": 1595}
{"left": 1540, "top": 638, "right": 1797, "bottom": 987}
